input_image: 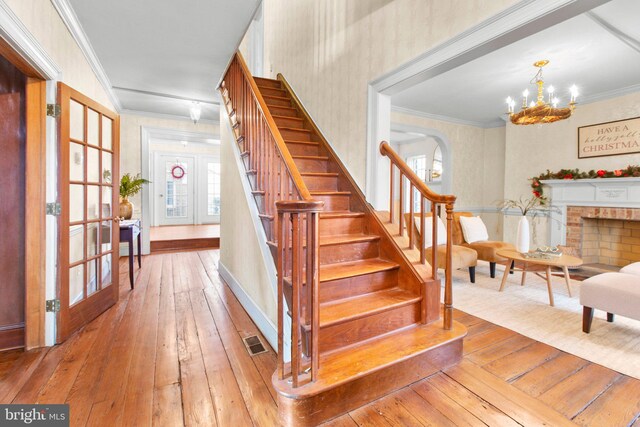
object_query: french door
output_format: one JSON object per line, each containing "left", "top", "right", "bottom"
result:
{"left": 154, "top": 154, "right": 195, "bottom": 225}
{"left": 57, "top": 83, "right": 120, "bottom": 342}
{"left": 198, "top": 155, "right": 221, "bottom": 224}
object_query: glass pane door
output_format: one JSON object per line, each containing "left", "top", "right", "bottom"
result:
{"left": 199, "top": 155, "right": 220, "bottom": 224}
{"left": 155, "top": 155, "right": 195, "bottom": 225}
{"left": 57, "top": 83, "right": 119, "bottom": 343}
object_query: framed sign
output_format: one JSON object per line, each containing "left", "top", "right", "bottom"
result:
{"left": 578, "top": 116, "right": 640, "bottom": 158}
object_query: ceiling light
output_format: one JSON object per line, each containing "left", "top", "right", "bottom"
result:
{"left": 190, "top": 102, "right": 202, "bottom": 124}
{"left": 505, "top": 60, "right": 577, "bottom": 125}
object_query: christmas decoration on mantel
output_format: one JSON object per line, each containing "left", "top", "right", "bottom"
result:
{"left": 530, "top": 165, "right": 640, "bottom": 198}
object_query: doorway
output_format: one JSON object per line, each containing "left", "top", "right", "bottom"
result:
{"left": 0, "top": 53, "right": 27, "bottom": 351}
{"left": 146, "top": 135, "right": 221, "bottom": 252}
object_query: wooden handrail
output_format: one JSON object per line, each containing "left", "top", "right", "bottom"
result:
{"left": 234, "top": 53, "right": 313, "bottom": 201}
{"left": 380, "top": 141, "right": 456, "bottom": 205}
{"left": 379, "top": 140, "right": 455, "bottom": 330}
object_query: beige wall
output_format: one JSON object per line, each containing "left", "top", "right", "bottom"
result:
{"left": 219, "top": 111, "right": 276, "bottom": 323}
{"left": 263, "top": 0, "right": 516, "bottom": 189}
{"left": 5, "top": 0, "right": 114, "bottom": 109}
{"left": 390, "top": 111, "right": 506, "bottom": 240}
{"left": 119, "top": 114, "right": 219, "bottom": 215}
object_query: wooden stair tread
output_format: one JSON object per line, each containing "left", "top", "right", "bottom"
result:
{"left": 301, "top": 172, "right": 338, "bottom": 177}
{"left": 262, "top": 94, "right": 290, "bottom": 101}
{"left": 273, "top": 320, "right": 466, "bottom": 398}
{"left": 292, "top": 155, "right": 329, "bottom": 160}
{"left": 319, "top": 211, "right": 364, "bottom": 219}
{"left": 279, "top": 127, "right": 311, "bottom": 133}
{"left": 319, "top": 258, "right": 399, "bottom": 282}
{"left": 254, "top": 76, "right": 280, "bottom": 85}
{"left": 285, "top": 140, "right": 319, "bottom": 146}
{"left": 310, "top": 191, "right": 350, "bottom": 196}
{"left": 273, "top": 115, "right": 303, "bottom": 121}
{"left": 320, "top": 288, "right": 420, "bottom": 327}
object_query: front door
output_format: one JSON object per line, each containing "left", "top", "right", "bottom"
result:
{"left": 57, "top": 83, "right": 120, "bottom": 342}
{"left": 155, "top": 154, "right": 195, "bottom": 225}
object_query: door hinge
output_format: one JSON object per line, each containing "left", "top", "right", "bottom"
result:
{"left": 46, "top": 104, "right": 61, "bottom": 118}
{"left": 46, "top": 299, "right": 60, "bottom": 313}
{"left": 46, "top": 202, "right": 61, "bottom": 216}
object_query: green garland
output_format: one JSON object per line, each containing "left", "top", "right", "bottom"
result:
{"left": 530, "top": 165, "right": 640, "bottom": 198}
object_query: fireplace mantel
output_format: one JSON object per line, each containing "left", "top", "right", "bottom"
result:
{"left": 540, "top": 177, "right": 640, "bottom": 246}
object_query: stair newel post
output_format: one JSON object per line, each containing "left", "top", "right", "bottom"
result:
{"left": 389, "top": 162, "right": 395, "bottom": 224}
{"left": 420, "top": 197, "right": 426, "bottom": 265}
{"left": 431, "top": 202, "right": 438, "bottom": 281}
{"left": 409, "top": 185, "right": 414, "bottom": 249}
{"left": 444, "top": 203, "right": 454, "bottom": 330}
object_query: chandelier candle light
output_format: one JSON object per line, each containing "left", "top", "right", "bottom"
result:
{"left": 506, "top": 60, "right": 578, "bottom": 125}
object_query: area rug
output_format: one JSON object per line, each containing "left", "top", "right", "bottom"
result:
{"left": 446, "top": 262, "right": 640, "bottom": 379}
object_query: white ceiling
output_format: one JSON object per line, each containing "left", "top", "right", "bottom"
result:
{"left": 65, "top": 0, "right": 261, "bottom": 122}
{"left": 391, "top": 0, "right": 640, "bottom": 128}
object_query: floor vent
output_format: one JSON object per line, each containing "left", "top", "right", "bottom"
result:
{"left": 243, "top": 335, "right": 268, "bottom": 356}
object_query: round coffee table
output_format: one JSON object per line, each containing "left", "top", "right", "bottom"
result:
{"left": 495, "top": 249, "right": 583, "bottom": 306}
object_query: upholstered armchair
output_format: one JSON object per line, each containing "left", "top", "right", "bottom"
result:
{"left": 453, "top": 212, "right": 515, "bottom": 278}
{"left": 404, "top": 213, "right": 478, "bottom": 283}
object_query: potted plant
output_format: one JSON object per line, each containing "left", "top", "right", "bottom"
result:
{"left": 498, "top": 196, "right": 558, "bottom": 253}
{"left": 119, "top": 173, "right": 150, "bottom": 219}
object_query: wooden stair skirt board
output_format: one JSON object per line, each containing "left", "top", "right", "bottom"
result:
{"left": 273, "top": 321, "right": 466, "bottom": 427}
{"left": 221, "top": 65, "right": 465, "bottom": 427}
{"left": 150, "top": 237, "right": 220, "bottom": 253}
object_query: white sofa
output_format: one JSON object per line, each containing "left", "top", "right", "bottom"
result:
{"left": 580, "top": 263, "right": 640, "bottom": 333}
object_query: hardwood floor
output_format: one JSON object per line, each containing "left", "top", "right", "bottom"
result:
{"left": 0, "top": 249, "right": 639, "bottom": 426}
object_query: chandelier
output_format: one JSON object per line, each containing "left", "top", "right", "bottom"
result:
{"left": 506, "top": 60, "right": 578, "bottom": 125}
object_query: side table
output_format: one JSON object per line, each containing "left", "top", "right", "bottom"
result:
{"left": 119, "top": 219, "right": 142, "bottom": 289}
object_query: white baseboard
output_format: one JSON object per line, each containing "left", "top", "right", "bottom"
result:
{"left": 218, "top": 261, "right": 278, "bottom": 351}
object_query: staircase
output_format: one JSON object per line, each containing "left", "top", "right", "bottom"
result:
{"left": 220, "top": 53, "right": 466, "bottom": 426}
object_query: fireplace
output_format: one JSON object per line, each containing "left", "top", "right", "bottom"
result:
{"left": 565, "top": 206, "right": 640, "bottom": 267}
{"left": 540, "top": 177, "right": 640, "bottom": 270}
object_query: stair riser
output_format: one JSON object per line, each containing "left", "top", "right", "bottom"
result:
{"left": 274, "top": 116, "right": 304, "bottom": 128}
{"left": 318, "top": 302, "right": 421, "bottom": 354}
{"left": 269, "top": 106, "right": 299, "bottom": 117}
{"left": 293, "top": 158, "right": 329, "bottom": 173}
{"left": 286, "top": 143, "right": 320, "bottom": 157}
{"left": 280, "top": 128, "right": 311, "bottom": 141}
{"left": 312, "top": 194, "right": 350, "bottom": 211}
{"left": 302, "top": 175, "right": 337, "bottom": 191}
{"left": 259, "top": 87, "right": 288, "bottom": 97}
{"left": 265, "top": 97, "right": 292, "bottom": 107}
{"left": 319, "top": 216, "right": 364, "bottom": 236}
{"left": 254, "top": 77, "right": 282, "bottom": 88}
{"left": 274, "top": 338, "right": 463, "bottom": 427}
{"left": 320, "top": 269, "right": 398, "bottom": 302}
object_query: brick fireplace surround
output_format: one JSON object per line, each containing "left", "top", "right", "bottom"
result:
{"left": 565, "top": 206, "right": 640, "bottom": 267}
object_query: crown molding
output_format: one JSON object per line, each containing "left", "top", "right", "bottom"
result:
{"left": 391, "top": 106, "right": 505, "bottom": 129}
{"left": 50, "top": 0, "right": 121, "bottom": 111}
{"left": 0, "top": 0, "right": 61, "bottom": 79}
{"left": 120, "top": 108, "right": 219, "bottom": 126}
{"left": 580, "top": 83, "right": 640, "bottom": 106}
